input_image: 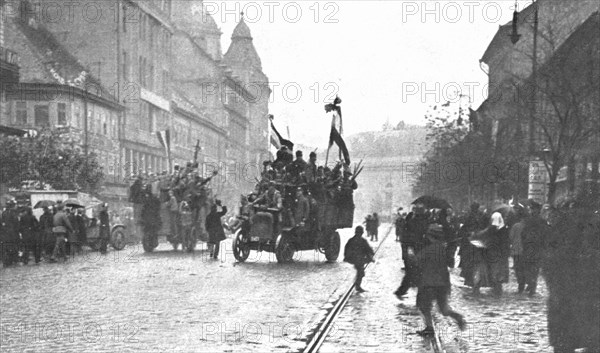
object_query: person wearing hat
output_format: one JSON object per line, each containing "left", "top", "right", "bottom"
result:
{"left": 1, "top": 199, "right": 20, "bottom": 267}
{"left": 18, "top": 206, "right": 39, "bottom": 265}
{"left": 415, "top": 223, "right": 466, "bottom": 336}
{"left": 50, "top": 202, "right": 74, "bottom": 262}
{"left": 344, "top": 226, "right": 375, "bottom": 293}
{"left": 253, "top": 181, "right": 283, "bottom": 233}
{"left": 206, "top": 199, "right": 227, "bottom": 260}
{"left": 305, "top": 152, "right": 318, "bottom": 183}
{"left": 291, "top": 150, "right": 308, "bottom": 180}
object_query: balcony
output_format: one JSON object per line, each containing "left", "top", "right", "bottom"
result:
{"left": 0, "top": 46, "right": 20, "bottom": 83}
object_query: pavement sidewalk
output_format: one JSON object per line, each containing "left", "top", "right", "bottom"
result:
{"left": 319, "top": 227, "right": 447, "bottom": 353}
{"left": 319, "top": 228, "right": 551, "bottom": 353}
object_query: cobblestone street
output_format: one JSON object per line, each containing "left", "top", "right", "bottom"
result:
{"left": 0, "top": 230, "right": 357, "bottom": 353}
{"left": 1, "top": 225, "right": 552, "bottom": 352}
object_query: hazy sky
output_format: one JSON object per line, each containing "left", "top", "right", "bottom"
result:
{"left": 211, "top": 1, "right": 533, "bottom": 147}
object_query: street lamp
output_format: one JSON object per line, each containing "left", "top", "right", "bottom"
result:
{"left": 511, "top": 0, "right": 543, "bottom": 202}
{"left": 509, "top": 0, "right": 539, "bottom": 156}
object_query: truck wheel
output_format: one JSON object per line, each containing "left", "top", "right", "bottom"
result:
{"left": 110, "top": 227, "right": 126, "bottom": 251}
{"left": 276, "top": 234, "right": 295, "bottom": 263}
{"left": 325, "top": 231, "right": 341, "bottom": 262}
{"left": 233, "top": 229, "right": 250, "bottom": 262}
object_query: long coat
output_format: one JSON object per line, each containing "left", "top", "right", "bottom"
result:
{"left": 344, "top": 235, "right": 374, "bottom": 265}
{"left": 19, "top": 213, "right": 39, "bottom": 245}
{"left": 141, "top": 195, "right": 162, "bottom": 231}
{"left": 206, "top": 206, "right": 227, "bottom": 243}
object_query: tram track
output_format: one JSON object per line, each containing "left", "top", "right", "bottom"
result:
{"left": 301, "top": 224, "right": 447, "bottom": 353}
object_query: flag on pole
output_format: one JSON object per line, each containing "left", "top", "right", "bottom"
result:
{"left": 329, "top": 125, "right": 350, "bottom": 165}
{"left": 156, "top": 129, "right": 171, "bottom": 170}
{"left": 325, "top": 96, "right": 343, "bottom": 134}
{"left": 325, "top": 96, "right": 349, "bottom": 165}
{"left": 269, "top": 117, "right": 294, "bottom": 151}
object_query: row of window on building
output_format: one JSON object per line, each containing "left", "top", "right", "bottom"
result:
{"left": 121, "top": 1, "right": 171, "bottom": 96}
{"left": 10, "top": 101, "right": 118, "bottom": 138}
{"left": 123, "top": 147, "right": 168, "bottom": 177}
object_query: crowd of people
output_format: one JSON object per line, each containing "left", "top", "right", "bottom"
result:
{"left": 236, "top": 148, "right": 358, "bottom": 234}
{"left": 390, "top": 200, "right": 549, "bottom": 300}
{"left": 0, "top": 200, "right": 110, "bottom": 266}
{"left": 345, "top": 199, "right": 553, "bottom": 337}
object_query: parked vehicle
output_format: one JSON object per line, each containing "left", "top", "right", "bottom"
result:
{"left": 10, "top": 190, "right": 127, "bottom": 251}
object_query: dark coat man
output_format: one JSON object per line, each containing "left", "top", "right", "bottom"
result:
{"left": 1, "top": 200, "right": 20, "bottom": 266}
{"left": 140, "top": 190, "right": 162, "bottom": 250}
{"left": 129, "top": 177, "right": 144, "bottom": 204}
{"left": 99, "top": 203, "right": 110, "bottom": 254}
{"left": 395, "top": 205, "right": 429, "bottom": 298}
{"left": 19, "top": 207, "right": 39, "bottom": 264}
{"left": 206, "top": 202, "right": 227, "bottom": 259}
{"left": 344, "top": 226, "right": 375, "bottom": 292}
{"left": 520, "top": 203, "right": 548, "bottom": 296}
{"left": 415, "top": 224, "right": 466, "bottom": 336}
{"left": 39, "top": 207, "right": 55, "bottom": 260}
{"left": 458, "top": 203, "right": 488, "bottom": 287}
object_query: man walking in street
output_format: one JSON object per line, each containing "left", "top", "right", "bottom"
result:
{"left": 344, "top": 225, "right": 375, "bottom": 293}
{"left": 50, "top": 202, "right": 74, "bottom": 262}
{"left": 521, "top": 201, "right": 548, "bottom": 297}
{"left": 395, "top": 203, "right": 428, "bottom": 299}
{"left": 415, "top": 223, "right": 466, "bottom": 336}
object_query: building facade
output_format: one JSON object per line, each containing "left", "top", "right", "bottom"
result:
{"left": 1, "top": 0, "right": 271, "bottom": 205}
{"left": 476, "top": 0, "right": 600, "bottom": 203}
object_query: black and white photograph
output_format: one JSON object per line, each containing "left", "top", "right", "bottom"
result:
{"left": 0, "top": 0, "right": 599, "bottom": 352}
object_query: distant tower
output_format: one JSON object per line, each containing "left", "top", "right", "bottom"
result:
{"left": 171, "top": 0, "right": 222, "bottom": 60}
{"left": 223, "top": 14, "right": 264, "bottom": 83}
